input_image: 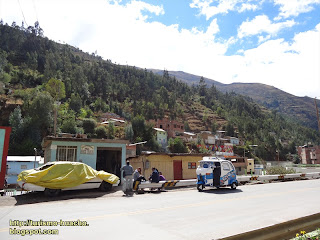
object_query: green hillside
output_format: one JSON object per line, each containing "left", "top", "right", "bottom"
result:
{"left": 0, "top": 22, "right": 319, "bottom": 161}
{"left": 152, "top": 70, "right": 320, "bottom": 130}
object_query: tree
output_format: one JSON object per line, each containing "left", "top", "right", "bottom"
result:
{"left": 95, "top": 126, "right": 107, "bottom": 138}
{"left": 108, "top": 122, "right": 115, "bottom": 139}
{"left": 132, "top": 115, "right": 146, "bottom": 140}
{"left": 199, "top": 76, "right": 207, "bottom": 97}
{"left": 82, "top": 118, "right": 97, "bottom": 134}
{"left": 168, "top": 138, "right": 188, "bottom": 153}
{"left": 28, "top": 91, "right": 54, "bottom": 137}
{"left": 226, "top": 122, "right": 234, "bottom": 137}
{"left": 125, "top": 124, "right": 134, "bottom": 142}
{"left": 61, "top": 118, "right": 77, "bottom": 134}
{"left": 69, "top": 93, "right": 82, "bottom": 114}
{"left": 45, "top": 78, "right": 65, "bottom": 101}
{"left": 9, "top": 106, "right": 25, "bottom": 150}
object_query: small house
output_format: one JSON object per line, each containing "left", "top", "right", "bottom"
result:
{"left": 128, "top": 153, "right": 209, "bottom": 180}
{"left": 42, "top": 136, "right": 128, "bottom": 179}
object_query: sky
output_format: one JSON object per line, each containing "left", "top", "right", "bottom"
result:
{"left": 0, "top": 0, "right": 319, "bottom": 98}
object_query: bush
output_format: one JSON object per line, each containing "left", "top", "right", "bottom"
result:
{"left": 82, "top": 118, "right": 97, "bottom": 134}
{"left": 61, "top": 118, "right": 77, "bottom": 134}
{"left": 168, "top": 138, "right": 188, "bottom": 153}
{"left": 266, "top": 166, "right": 296, "bottom": 175}
{"left": 95, "top": 126, "right": 107, "bottom": 138}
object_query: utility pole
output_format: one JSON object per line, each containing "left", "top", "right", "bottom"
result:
{"left": 315, "top": 98, "right": 320, "bottom": 133}
{"left": 34, "top": 148, "right": 37, "bottom": 168}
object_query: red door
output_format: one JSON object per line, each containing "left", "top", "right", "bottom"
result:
{"left": 173, "top": 160, "right": 183, "bottom": 180}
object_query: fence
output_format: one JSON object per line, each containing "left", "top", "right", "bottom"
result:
{"left": 135, "top": 172, "right": 320, "bottom": 191}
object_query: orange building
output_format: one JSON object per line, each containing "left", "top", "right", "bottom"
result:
{"left": 149, "top": 118, "right": 184, "bottom": 138}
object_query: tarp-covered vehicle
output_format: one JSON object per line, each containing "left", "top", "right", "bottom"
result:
{"left": 196, "top": 157, "right": 238, "bottom": 191}
{"left": 17, "top": 161, "right": 120, "bottom": 197}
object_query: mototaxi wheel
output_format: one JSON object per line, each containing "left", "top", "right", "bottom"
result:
{"left": 231, "top": 182, "right": 237, "bottom": 190}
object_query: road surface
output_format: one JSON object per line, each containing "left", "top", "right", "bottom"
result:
{"left": 0, "top": 179, "right": 320, "bottom": 240}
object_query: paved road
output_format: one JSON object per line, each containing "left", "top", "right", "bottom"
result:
{"left": 1, "top": 179, "right": 320, "bottom": 240}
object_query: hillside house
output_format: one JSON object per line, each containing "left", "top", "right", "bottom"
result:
{"left": 183, "top": 132, "right": 197, "bottom": 143}
{"left": 154, "top": 128, "right": 168, "bottom": 149}
{"left": 100, "top": 112, "right": 124, "bottom": 122}
{"left": 199, "top": 131, "right": 216, "bottom": 145}
{"left": 149, "top": 118, "right": 184, "bottom": 138}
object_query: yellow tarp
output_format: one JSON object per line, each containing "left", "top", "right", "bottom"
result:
{"left": 17, "top": 161, "right": 119, "bottom": 189}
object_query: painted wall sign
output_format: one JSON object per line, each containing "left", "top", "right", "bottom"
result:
{"left": 80, "top": 145, "right": 94, "bottom": 154}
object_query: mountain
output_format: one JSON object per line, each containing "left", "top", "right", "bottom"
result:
{"left": 1, "top": 22, "right": 319, "bottom": 159}
{"left": 150, "top": 70, "right": 320, "bottom": 130}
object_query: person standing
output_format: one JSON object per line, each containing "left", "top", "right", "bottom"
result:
{"left": 121, "top": 161, "right": 134, "bottom": 195}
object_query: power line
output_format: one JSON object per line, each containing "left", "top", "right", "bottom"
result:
{"left": 18, "top": 0, "right": 28, "bottom": 27}
{"left": 32, "top": 0, "right": 39, "bottom": 23}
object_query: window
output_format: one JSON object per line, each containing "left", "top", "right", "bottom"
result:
{"left": 160, "top": 124, "right": 163, "bottom": 129}
{"left": 222, "top": 162, "right": 230, "bottom": 171}
{"left": 56, "top": 146, "right": 77, "bottom": 161}
{"left": 21, "top": 165, "right": 27, "bottom": 169}
{"left": 188, "top": 162, "right": 197, "bottom": 169}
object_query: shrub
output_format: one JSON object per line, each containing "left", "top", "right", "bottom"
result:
{"left": 266, "top": 166, "right": 296, "bottom": 175}
{"left": 95, "top": 126, "right": 107, "bottom": 138}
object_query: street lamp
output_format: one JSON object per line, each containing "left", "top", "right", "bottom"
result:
{"left": 34, "top": 148, "right": 37, "bottom": 168}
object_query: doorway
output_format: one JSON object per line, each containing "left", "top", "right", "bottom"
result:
{"left": 96, "top": 148, "right": 122, "bottom": 179}
{"left": 173, "top": 160, "right": 183, "bottom": 180}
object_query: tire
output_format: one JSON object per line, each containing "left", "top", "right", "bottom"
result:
{"left": 99, "top": 181, "right": 112, "bottom": 192}
{"left": 231, "top": 182, "right": 237, "bottom": 190}
{"left": 197, "top": 184, "right": 204, "bottom": 192}
{"left": 44, "top": 188, "right": 61, "bottom": 197}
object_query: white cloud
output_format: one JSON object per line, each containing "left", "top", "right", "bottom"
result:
{"left": 0, "top": 0, "right": 319, "bottom": 98}
{"left": 206, "top": 18, "right": 220, "bottom": 36}
{"left": 274, "top": 0, "right": 320, "bottom": 19}
{"left": 190, "top": 0, "right": 260, "bottom": 19}
{"left": 237, "top": 15, "right": 295, "bottom": 38}
{"left": 190, "top": 0, "right": 240, "bottom": 20}
{"left": 229, "top": 23, "right": 320, "bottom": 97}
{"left": 238, "top": 3, "right": 258, "bottom": 13}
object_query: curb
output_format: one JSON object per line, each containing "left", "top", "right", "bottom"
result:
{"left": 220, "top": 212, "right": 320, "bottom": 240}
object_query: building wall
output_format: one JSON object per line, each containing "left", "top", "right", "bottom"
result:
{"left": 6, "top": 161, "right": 40, "bottom": 185}
{"left": 129, "top": 154, "right": 207, "bottom": 180}
{"left": 247, "top": 159, "right": 255, "bottom": 174}
{"left": 44, "top": 140, "right": 127, "bottom": 170}
{"left": 156, "top": 131, "right": 168, "bottom": 146}
{"left": 298, "top": 145, "right": 320, "bottom": 164}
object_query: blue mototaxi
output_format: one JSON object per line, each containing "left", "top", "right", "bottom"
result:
{"left": 196, "top": 157, "right": 238, "bottom": 191}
